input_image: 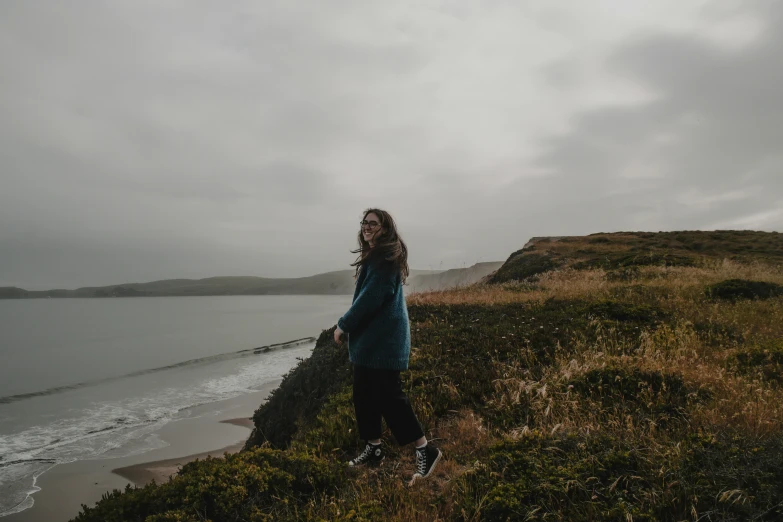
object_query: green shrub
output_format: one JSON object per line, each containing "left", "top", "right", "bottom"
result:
{"left": 620, "top": 231, "right": 783, "bottom": 261}
{"left": 680, "top": 431, "right": 783, "bottom": 521}
{"left": 729, "top": 340, "right": 783, "bottom": 383}
{"left": 145, "top": 511, "right": 200, "bottom": 522}
{"left": 569, "top": 367, "right": 707, "bottom": 428}
{"left": 456, "top": 432, "right": 663, "bottom": 521}
{"left": 585, "top": 300, "right": 666, "bottom": 324}
{"left": 575, "top": 252, "right": 698, "bottom": 270}
{"left": 247, "top": 328, "right": 353, "bottom": 449}
{"left": 705, "top": 279, "right": 783, "bottom": 301}
{"left": 487, "top": 253, "right": 562, "bottom": 284}
{"left": 298, "top": 386, "right": 360, "bottom": 454}
{"left": 455, "top": 430, "right": 783, "bottom": 521}
{"left": 72, "top": 448, "right": 343, "bottom": 522}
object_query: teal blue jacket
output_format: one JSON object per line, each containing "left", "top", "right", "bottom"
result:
{"left": 337, "top": 258, "right": 410, "bottom": 370}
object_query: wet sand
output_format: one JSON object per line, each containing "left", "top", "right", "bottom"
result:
{"left": 111, "top": 440, "right": 246, "bottom": 486}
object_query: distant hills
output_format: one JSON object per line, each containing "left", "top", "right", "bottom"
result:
{"left": 0, "top": 262, "right": 504, "bottom": 299}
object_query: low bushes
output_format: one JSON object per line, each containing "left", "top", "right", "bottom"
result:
{"left": 454, "top": 430, "right": 783, "bottom": 521}
{"left": 246, "top": 328, "right": 353, "bottom": 449}
{"left": 487, "top": 253, "right": 563, "bottom": 283}
{"left": 455, "top": 432, "right": 665, "bottom": 521}
{"left": 706, "top": 279, "right": 783, "bottom": 301}
{"left": 73, "top": 448, "right": 344, "bottom": 522}
{"left": 574, "top": 252, "right": 698, "bottom": 271}
{"left": 568, "top": 367, "right": 707, "bottom": 428}
{"left": 729, "top": 339, "right": 783, "bottom": 383}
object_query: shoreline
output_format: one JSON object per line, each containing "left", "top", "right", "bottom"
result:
{"left": 112, "top": 439, "right": 245, "bottom": 487}
{"left": 111, "top": 418, "right": 255, "bottom": 486}
{"left": 3, "top": 379, "right": 280, "bottom": 522}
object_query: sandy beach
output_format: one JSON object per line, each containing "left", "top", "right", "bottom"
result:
{"left": 111, "top": 418, "right": 254, "bottom": 486}
{"left": 4, "top": 379, "right": 280, "bottom": 522}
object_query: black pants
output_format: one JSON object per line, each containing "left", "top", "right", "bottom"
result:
{"left": 353, "top": 365, "right": 425, "bottom": 446}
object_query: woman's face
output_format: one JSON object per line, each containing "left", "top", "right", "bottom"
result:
{"left": 362, "top": 212, "right": 383, "bottom": 246}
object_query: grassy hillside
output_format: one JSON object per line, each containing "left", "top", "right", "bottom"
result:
{"left": 1, "top": 264, "right": 499, "bottom": 299}
{"left": 487, "top": 230, "right": 783, "bottom": 285}
{"left": 73, "top": 230, "right": 783, "bottom": 521}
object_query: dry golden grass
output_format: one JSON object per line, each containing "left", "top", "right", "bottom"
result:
{"left": 407, "top": 269, "right": 611, "bottom": 306}
{"left": 408, "top": 259, "right": 783, "bottom": 307}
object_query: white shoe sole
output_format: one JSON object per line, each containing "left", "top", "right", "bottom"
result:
{"left": 348, "top": 456, "right": 384, "bottom": 467}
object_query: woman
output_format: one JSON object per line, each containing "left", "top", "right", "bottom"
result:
{"left": 334, "top": 208, "right": 442, "bottom": 483}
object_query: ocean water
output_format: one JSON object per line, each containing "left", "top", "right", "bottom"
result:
{"left": 0, "top": 295, "right": 352, "bottom": 517}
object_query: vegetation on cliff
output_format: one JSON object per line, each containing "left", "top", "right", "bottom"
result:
{"left": 74, "top": 230, "right": 783, "bottom": 521}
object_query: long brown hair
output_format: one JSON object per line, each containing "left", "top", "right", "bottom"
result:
{"left": 350, "top": 208, "right": 409, "bottom": 284}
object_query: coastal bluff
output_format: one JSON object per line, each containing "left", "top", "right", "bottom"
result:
{"left": 71, "top": 230, "right": 783, "bottom": 521}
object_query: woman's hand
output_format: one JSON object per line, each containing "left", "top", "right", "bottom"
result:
{"left": 334, "top": 325, "right": 345, "bottom": 345}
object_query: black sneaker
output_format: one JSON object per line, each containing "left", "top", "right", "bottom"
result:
{"left": 410, "top": 445, "right": 442, "bottom": 483}
{"left": 348, "top": 443, "right": 384, "bottom": 467}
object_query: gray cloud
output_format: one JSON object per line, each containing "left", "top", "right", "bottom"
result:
{"left": 1, "top": 1, "right": 781, "bottom": 289}
{"left": 511, "top": 1, "right": 783, "bottom": 232}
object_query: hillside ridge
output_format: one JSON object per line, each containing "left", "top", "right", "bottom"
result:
{"left": 0, "top": 262, "right": 502, "bottom": 299}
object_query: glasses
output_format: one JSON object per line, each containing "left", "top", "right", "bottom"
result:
{"left": 360, "top": 220, "right": 380, "bottom": 229}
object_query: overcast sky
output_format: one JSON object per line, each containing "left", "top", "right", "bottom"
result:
{"left": 1, "top": 1, "right": 781, "bottom": 289}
